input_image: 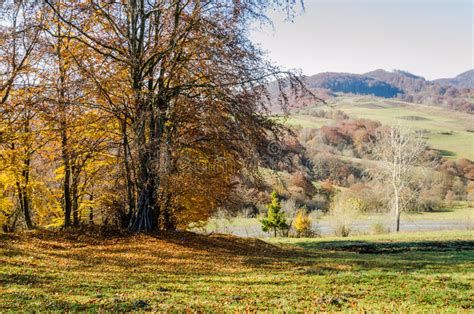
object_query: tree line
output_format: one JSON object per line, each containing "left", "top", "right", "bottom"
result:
{"left": 0, "top": 0, "right": 309, "bottom": 233}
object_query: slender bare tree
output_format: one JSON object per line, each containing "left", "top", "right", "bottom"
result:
{"left": 371, "top": 124, "right": 426, "bottom": 232}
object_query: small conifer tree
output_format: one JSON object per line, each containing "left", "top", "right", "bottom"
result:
{"left": 261, "top": 191, "right": 288, "bottom": 237}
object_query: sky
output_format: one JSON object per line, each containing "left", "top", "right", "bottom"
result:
{"left": 250, "top": 0, "right": 473, "bottom": 80}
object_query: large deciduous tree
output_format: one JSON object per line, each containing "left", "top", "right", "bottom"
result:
{"left": 43, "top": 0, "right": 308, "bottom": 232}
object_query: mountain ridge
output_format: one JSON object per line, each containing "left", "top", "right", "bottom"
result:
{"left": 298, "top": 69, "right": 474, "bottom": 113}
{"left": 433, "top": 69, "right": 474, "bottom": 89}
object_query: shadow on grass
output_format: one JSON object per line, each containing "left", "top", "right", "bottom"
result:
{"left": 0, "top": 273, "right": 56, "bottom": 287}
{"left": 289, "top": 239, "right": 474, "bottom": 254}
{"left": 406, "top": 207, "right": 455, "bottom": 214}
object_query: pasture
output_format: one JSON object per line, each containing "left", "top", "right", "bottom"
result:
{"left": 288, "top": 96, "right": 474, "bottom": 159}
{"left": 1, "top": 230, "right": 472, "bottom": 311}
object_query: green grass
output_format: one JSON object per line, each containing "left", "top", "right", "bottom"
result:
{"left": 1, "top": 230, "right": 472, "bottom": 311}
{"left": 402, "top": 204, "right": 474, "bottom": 221}
{"left": 276, "top": 115, "right": 331, "bottom": 128}
{"left": 268, "top": 229, "right": 474, "bottom": 246}
{"left": 289, "top": 96, "right": 474, "bottom": 159}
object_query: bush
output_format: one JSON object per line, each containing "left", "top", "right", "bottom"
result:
{"left": 371, "top": 222, "right": 390, "bottom": 235}
{"left": 464, "top": 210, "right": 474, "bottom": 230}
{"left": 334, "top": 225, "right": 351, "bottom": 237}
{"left": 329, "top": 192, "right": 362, "bottom": 237}
{"left": 294, "top": 208, "right": 312, "bottom": 237}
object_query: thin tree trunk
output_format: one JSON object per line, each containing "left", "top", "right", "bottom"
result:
{"left": 121, "top": 120, "right": 135, "bottom": 227}
{"left": 89, "top": 193, "right": 94, "bottom": 225}
{"left": 16, "top": 181, "right": 33, "bottom": 229}
{"left": 396, "top": 210, "right": 401, "bottom": 232}
{"left": 162, "top": 193, "right": 175, "bottom": 231}
{"left": 61, "top": 123, "right": 72, "bottom": 228}
{"left": 72, "top": 186, "right": 79, "bottom": 227}
{"left": 14, "top": 143, "right": 33, "bottom": 229}
{"left": 71, "top": 162, "right": 81, "bottom": 227}
{"left": 21, "top": 183, "right": 32, "bottom": 229}
{"left": 394, "top": 191, "right": 400, "bottom": 232}
{"left": 56, "top": 19, "right": 72, "bottom": 229}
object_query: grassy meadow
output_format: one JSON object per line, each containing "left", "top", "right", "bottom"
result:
{"left": 1, "top": 230, "right": 473, "bottom": 312}
{"left": 286, "top": 96, "right": 474, "bottom": 160}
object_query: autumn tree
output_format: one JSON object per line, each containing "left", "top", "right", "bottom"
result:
{"left": 294, "top": 207, "right": 312, "bottom": 237}
{"left": 0, "top": 2, "right": 46, "bottom": 230}
{"left": 43, "top": 0, "right": 309, "bottom": 232}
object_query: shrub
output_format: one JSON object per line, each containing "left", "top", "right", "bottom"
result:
{"left": 294, "top": 208, "right": 312, "bottom": 237}
{"left": 329, "top": 192, "right": 362, "bottom": 237}
{"left": 371, "top": 222, "right": 390, "bottom": 235}
{"left": 464, "top": 211, "right": 474, "bottom": 231}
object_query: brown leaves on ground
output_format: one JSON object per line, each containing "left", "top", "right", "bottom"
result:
{"left": 0, "top": 230, "right": 296, "bottom": 275}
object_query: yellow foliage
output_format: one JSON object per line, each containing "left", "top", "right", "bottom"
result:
{"left": 294, "top": 208, "right": 312, "bottom": 237}
{"left": 0, "top": 173, "right": 15, "bottom": 229}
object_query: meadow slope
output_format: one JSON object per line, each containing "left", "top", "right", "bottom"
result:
{"left": 1, "top": 230, "right": 473, "bottom": 311}
{"left": 287, "top": 96, "right": 474, "bottom": 160}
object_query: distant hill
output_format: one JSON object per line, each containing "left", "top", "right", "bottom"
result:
{"left": 296, "top": 69, "right": 474, "bottom": 113}
{"left": 364, "top": 69, "right": 429, "bottom": 94}
{"left": 304, "top": 72, "right": 402, "bottom": 98}
{"left": 433, "top": 70, "right": 474, "bottom": 89}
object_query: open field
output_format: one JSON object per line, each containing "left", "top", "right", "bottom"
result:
{"left": 203, "top": 204, "right": 474, "bottom": 237}
{"left": 287, "top": 96, "right": 474, "bottom": 159}
{"left": 1, "top": 230, "right": 473, "bottom": 311}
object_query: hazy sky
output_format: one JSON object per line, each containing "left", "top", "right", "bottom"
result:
{"left": 250, "top": 0, "right": 473, "bottom": 80}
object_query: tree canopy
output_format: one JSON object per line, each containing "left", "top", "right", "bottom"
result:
{"left": 0, "top": 0, "right": 309, "bottom": 232}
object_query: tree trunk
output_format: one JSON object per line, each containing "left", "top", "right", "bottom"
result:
{"left": 16, "top": 181, "right": 33, "bottom": 229}
{"left": 162, "top": 193, "right": 175, "bottom": 231}
{"left": 15, "top": 148, "right": 33, "bottom": 230}
{"left": 62, "top": 126, "right": 72, "bottom": 228}
{"left": 71, "top": 163, "right": 81, "bottom": 227}
{"left": 89, "top": 193, "right": 94, "bottom": 225}
{"left": 396, "top": 211, "right": 401, "bottom": 232}
{"left": 394, "top": 191, "right": 400, "bottom": 232}
{"left": 121, "top": 120, "right": 135, "bottom": 227}
{"left": 21, "top": 185, "right": 32, "bottom": 229}
{"left": 128, "top": 113, "right": 159, "bottom": 233}
{"left": 72, "top": 187, "right": 79, "bottom": 227}
{"left": 129, "top": 181, "right": 157, "bottom": 233}
{"left": 56, "top": 20, "right": 72, "bottom": 229}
